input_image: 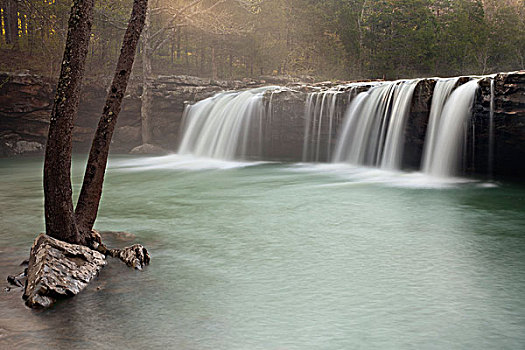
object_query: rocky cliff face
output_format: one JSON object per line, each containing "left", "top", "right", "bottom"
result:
{"left": 0, "top": 72, "right": 266, "bottom": 156}
{"left": 471, "top": 73, "right": 525, "bottom": 179}
{"left": 0, "top": 73, "right": 54, "bottom": 156}
{"left": 0, "top": 72, "right": 139, "bottom": 155}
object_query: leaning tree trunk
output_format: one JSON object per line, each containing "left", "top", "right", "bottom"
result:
{"left": 140, "top": 7, "right": 153, "bottom": 145}
{"left": 75, "top": 0, "right": 149, "bottom": 237}
{"left": 43, "top": 0, "right": 94, "bottom": 245}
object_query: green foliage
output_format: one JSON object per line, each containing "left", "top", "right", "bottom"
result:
{"left": 0, "top": 0, "right": 523, "bottom": 80}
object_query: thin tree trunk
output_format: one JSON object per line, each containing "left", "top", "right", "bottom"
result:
{"left": 357, "top": 0, "right": 368, "bottom": 76}
{"left": 75, "top": 0, "right": 148, "bottom": 237}
{"left": 170, "top": 39, "right": 174, "bottom": 65}
{"left": 229, "top": 53, "right": 233, "bottom": 78}
{"left": 184, "top": 30, "right": 189, "bottom": 69}
{"left": 211, "top": 46, "right": 217, "bottom": 80}
{"left": 140, "top": 7, "right": 153, "bottom": 144}
{"left": 176, "top": 28, "right": 181, "bottom": 59}
{"left": 5, "top": 0, "right": 18, "bottom": 45}
{"left": 44, "top": 0, "right": 94, "bottom": 245}
{"left": 200, "top": 44, "right": 205, "bottom": 74}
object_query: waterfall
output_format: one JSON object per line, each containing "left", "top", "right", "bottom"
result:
{"left": 421, "top": 78, "right": 460, "bottom": 172}
{"left": 302, "top": 90, "right": 343, "bottom": 162}
{"left": 488, "top": 78, "right": 495, "bottom": 178}
{"left": 332, "top": 80, "right": 419, "bottom": 170}
{"left": 424, "top": 79, "right": 480, "bottom": 177}
{"left": 178, "top": 86, "right": 278, "bottom": 160}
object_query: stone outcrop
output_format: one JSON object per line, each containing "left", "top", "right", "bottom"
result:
{"left": 262, "top": 88, "right": 307, "bottom": 161}
{"left": 23, "top": 234, "right": 106, "bottom": 309}
{"left": 403, "top": 79, "right": 437, "bottom": 170}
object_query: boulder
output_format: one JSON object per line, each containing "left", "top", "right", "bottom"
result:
{"left": 23, "top": 234, "right": 106, "bottom": 309}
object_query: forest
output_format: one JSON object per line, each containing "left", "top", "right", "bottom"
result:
{"left": 2, "top": 0, "right": 525, "bottom": 348}
{"left": 1, "top": 0, "right": 524, "bottom": 81}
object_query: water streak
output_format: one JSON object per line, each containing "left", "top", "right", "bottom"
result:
{"left": 333, "top": 80, "right": 419, "bottom": 170}
{"left": 421, "top": 78, "right": 460, "bottom": 172}
{"left": 302, "top": 90, "right": 343, "bottom": 162}
{"left": 178, "top": 86, "right": 278, "bottom": 160}
{"left": 489, "top": 78, "right": 495, "bottom": 178}
{"left": 425, "top": 79, "right": 480, "bottom": 177}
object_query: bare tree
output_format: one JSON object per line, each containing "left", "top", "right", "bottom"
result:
{"left": 44, "top": 0, "right": 95, "bottom": 244}
{"left": 44, "top": 0, "right": 148, "bottom": 245}
{"left": 75, "top": 0, "right": 149, "bottom": 238}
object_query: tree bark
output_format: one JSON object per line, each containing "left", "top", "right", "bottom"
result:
{"left": 140, "top": 6, "right": 153, "bottom": 145}
{"left": 211, "top": 47, "right": 217, "bottom": 80}
{"left": 4, "top": 0, "right": 18, "bottom": 46}
{"left": 176, "top": 28, "right": 181, "bottom": 59}
{"left": 44, "top": 0, "right": 94, "bottom": 245}
{"left": 75, "top": 0, "right": 148, "bottom": 237}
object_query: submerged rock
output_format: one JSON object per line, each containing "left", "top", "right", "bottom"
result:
{"left": 23, "top": 234, "right": 106, "bottom": 309}
{"left": 129, "top": 143, "right": 169, "bottom": 155}
{"left": 7, "top": 272, "right": 26, "bottom": 287}
{"left": 109, "top": 244, "right": 150, "bottom": 270}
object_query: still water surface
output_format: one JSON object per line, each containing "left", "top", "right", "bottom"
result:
{"left": 1, "top": 155, "right": 525, "bottom": 349}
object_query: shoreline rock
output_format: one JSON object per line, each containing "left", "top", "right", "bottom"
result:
{"left": 23, "top": 234, "right": 106, "bottom": 309}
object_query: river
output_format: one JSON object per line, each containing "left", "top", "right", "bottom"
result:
{"left": 1, "top": 155, "right": 524, "bottom": 349}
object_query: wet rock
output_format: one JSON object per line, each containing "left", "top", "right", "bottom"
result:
{"left": 471, "top": 71, "right": 525, "bottom": 179}
{"left": 403, "top": 78, "right": 437, "bottom": 170}
{"left": 109, "top": 244, "right": 150, "bottom": 270}
{"left": 23, "top": 234, "right": 106, "bottom": 309}
{"left": 129, "top": 143, "right": 169, "bottom": 155}
{"left": 90, "top": 230, "right": 150, "bottom": 270}
{"left": 7, "top": 271, "right": 26, "bottom": 288}
{"left": 262, "top": 89, "right": 307, "bottom": 161}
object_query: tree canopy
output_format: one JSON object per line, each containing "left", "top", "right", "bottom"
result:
{"left": 1, "top": 0, "right": 523, "bottom": 80}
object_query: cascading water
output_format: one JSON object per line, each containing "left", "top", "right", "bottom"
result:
{"left": 424, "top": 79, "right": 480, "bottom": 177}
{"left": 178, "top": 86, "right": 278, "bottom": 160}
{"left": 421, "top": 78, "right": 460, "bottom": 173}
{"left": 302, "top": 90, "right": 343, "bottom": 162}
{"left": 176, "top": 76, "right": 485, "bottom": 179}
{"left": 332, "top": 80, "right": 419, "bottom": 170}
{"left": 488, "top": 78, "right": 495, "bottom": 178}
